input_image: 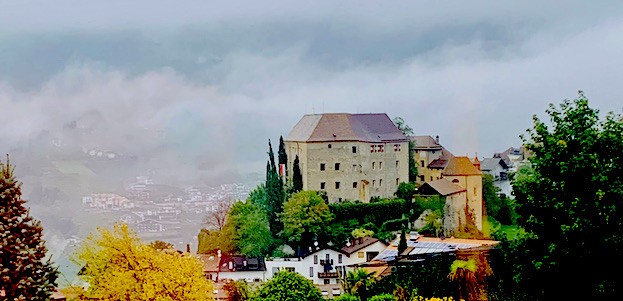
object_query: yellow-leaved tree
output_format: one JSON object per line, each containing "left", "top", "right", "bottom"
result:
{"left": 72, "top": 223, "right": 214, "bottom": 301}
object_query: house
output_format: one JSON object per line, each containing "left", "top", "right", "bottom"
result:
{"left": 266, "top": 238, "right": 388, "bottom": 286}
{"left": 285, "top": 113, "right": 409, "bottom": 203}
{"left": 409, "top": 135, "right": 455, "bottom": 184}
{"left": 417, "top": 156, "right": 483, "bottom": 233}
{"left": 217, "top": 255, "right": 266, "bottom": 283}
{"left": 480, "top": 157, "right": 509, "bottom": 181}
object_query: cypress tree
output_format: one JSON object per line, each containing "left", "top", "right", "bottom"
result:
{"left": 292, "top": 155, "right": 303, "bottom": 193}
{"left": 397, "top": 227, "right": 407, "bottom": 256}
{"left": 265, "top": 141, "right": 285, "bottom": 238}
{"left": 0, "top": 157, "right": 58, "bottom": 300}
{"left": 278, "top": 136, "right": 288, "bottom": 177}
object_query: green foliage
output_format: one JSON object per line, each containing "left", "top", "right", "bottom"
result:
{"left": 395, "top": 181, "right": 417, "bottom": 201}
{"left": 266, "top": 140, "right": 286, "bottom": 238}
{"left": 343, "top": 269, "right": 377, "bottom": 301}
{"left": 278, "top": 136, "right": 288, "bottom": 176}
{"left": 482, "top": 174, "right": 516, "bottom": 225}
{"left": 247, "top": 184, "right": 268, "bottom": 210}
{"left": 352, "top": 228, "right": 375, "bottom": 239}
{"left": 197, "top": 227, "right": 235, "bottom": 255}
{"left": 0, "top": 158, "right": 58, "bottom": 300}
{"left": 416, "top": 209, "right": 442, "bottom": 237}
{"left": 448, "top": 259, "right": 480, "bottom": 301}
{"left": 292, "top": 155, "right": 303, "bottom": 193}
{"left": 280, "top": 191, "right": 333, "bottom": 254}
{"left": 408, "top": 140, "right": 418, "bottom": 182}
{"left": 330, "top": 199, "right": 406, "bottom": 226}
{"left": 149, "top": 240, "right": 174, "bottom": 251}
{"left": 254, "top": 270, "right": 323, "bottom": 301}
{"left": 393, "top": 117, "right": 414, "bottom": 136}
{"left": 393, "top": 285, "right": 411, "bottom": 301}
{"left": 224, "top": 279, "right": 251, "bottom": 301}
{"left": 509, "top": 92, "right": 623, "bottom": 298}
{"left": 397, "top": 228, "right": 407, "bottom": 255}
{"left": 333, "top": 294, "right": 358, "bottom": 301}
{"left": 228, "top": 201, "right": 273, "bottom": 257}
{"left": 368, "top": 294, "right": 395, "bottom": 301}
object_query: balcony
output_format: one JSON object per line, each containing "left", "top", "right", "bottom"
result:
{"left": 318, "top": 272, "right": 339, "bottom": 278}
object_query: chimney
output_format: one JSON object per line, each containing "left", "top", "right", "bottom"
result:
{"left": 435, "top": 135, "right": 440, "bottom": 144}
{"left": 186, "top": 243, "right": 191, "bottom": 253}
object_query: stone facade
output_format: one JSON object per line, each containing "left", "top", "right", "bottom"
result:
{"left": 285, "top": 113, "right": 408, "bottom": 203}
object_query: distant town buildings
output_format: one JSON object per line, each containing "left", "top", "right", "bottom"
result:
{"left": 285, "top": 113, "right": 409, "bottom": 203}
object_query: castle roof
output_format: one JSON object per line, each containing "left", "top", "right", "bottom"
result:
{"left": 286, "top": 113, "right": 407, "bottom": 143}
{"left": 443, "top": 156, "right": 482, "bottom": 176}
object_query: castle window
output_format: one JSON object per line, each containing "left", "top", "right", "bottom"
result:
{"left": 379, "top": 179, "right": 383, "bottom": 187}
{"left": 372, "top": 162, "right": 375, "bottom": 169}
{"left": 320, "top": 163, "right": 326, "bottom": 171}
{"left": 396, "top": 160, "right": 399, "bottom": 168}
{"left": 320, "top": 182, "right": 326, "bottom": 189}
{"left": 396, "top": 178, "right": 400, "bottom": 185}
{"left": 352, "top": 146, "right": 357, "bottom": 153}
{"left": 328, "top": 144, "right": 332, "bottom": 149}
{"left": 335, "top": 163, "right": 340, "bottom": 171}
{"left": 379, "top": 162, "right": 382, "bottom": 169}
{"left": 370, "top": 145, "right": 375, "bottom": 153}
{"left": 452, "top": 179, "right": 459, "bottom": 184}
{"left": 353, "top": 182, "right": 358, "bottom": 188}
{"left": 419, "top": 175, "right": 425, "bottom": 182}
{"left": 420, "top": 160, "right": 425, "bottom": 167}
{"left": 372, "top": 180, "right": 376, "bottom": 187}
{"left": 335, "top": 182, "right": 341, "bottom": 189}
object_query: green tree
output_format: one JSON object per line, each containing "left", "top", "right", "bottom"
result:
{"left": 393, "top": 117, "right": 414, "bottom": 136}
{"left": 333, "top": 294, "right": 358, "bottom": 301}
{"left": 223, "top": 279, "right": 251, "bottom": 301}
{"left": 395, "top": 182, "right": 417, "bottom": 201}
{"left": 74, "top": 223, "right": 214, "bottom": 300}
{"left": 254, "top": 270, "right": 323, "bottom": 301}
{"left": 482, "top": 174, "right": 501, "bottom": 218}
{"left": 280, "top": 191, "right": 334, "bottom": 255}
{"left": 197, "top": 227, "right": 235, "bottom": 255}
{"left": 397, "top": 228, "right": 407, "bottom": 255}
{"left": 278, "top": 136, "right": 288, "bottom": 177}
{"left": 369, "top": 294, "right": 395, "bottom": 301}
{"left": 149, "top": 240, "right": 174, "bottom": 251}
{"left": 511, "top": 92, "right": 623, "bottom": 298}
{"left": 343, "top": 269, "right": 377, "bottom": 301}
{"left": 266, "top": 140, "right": 285, "bottom": 238}
{"left": 0, "top": 158, "right": 58, "bottom": 300}
{"left": 292, "top": 155, "right": 303, "bottom": 193}
{"left": 228, "top": 201, "right": 273, "bottom": 257}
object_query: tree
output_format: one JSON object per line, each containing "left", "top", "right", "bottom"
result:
{"left": 0, "top": 158, "right": 58, "bottom": 300}
{"left": 228, "top": 201, "right": 273, "bottom": 257}
{"left": 369, "top": 294, "right": 395, "bottom": 301}
{"left": 397, "top": 228, "right": 407, "bottom": 255}
{"left": 74, "top": 223, "right": 214, "bottom": 300}
{"left": 393, "top": 117, "right": 414, "bottom": 136}
{"left": 203, "top": 197, "right": 234, "bottom": 231}
{"left": 511, "top": 92, "right": 623, "bottom": 298}
{"left": 197, "top": 227, "right": 235, "bottom": 255}
{"left": 292, "top": 155, "right": 303, "bottom": 193}
{"left": 448, "top": 259, "right": 478, "bottom": 301}
{"left": 149, "top": 240, "right": 174, "bottom": 251}
{"left": 278, "top": 136, "right": 288, "bottom": 177}
{"left": 343, "top": 268, "right": 377, "bottom": 301}
{"left": 279, "top": 191, "right": 334, "bottom": 255}
{"left": 254, "top": 270, "right": 323, "bottom": 301}
{"left": 223, "top": 279, "right": 251, "bottom": 301}
{"left": 395, "top": 182, "right": 417, "bottom": 201}
{"left": 265, "top": 140, "right": 285, "bottom": 238}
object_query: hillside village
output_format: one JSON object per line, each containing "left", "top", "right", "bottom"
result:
{"left": 191, "top": 112, "right": 528, "bottom": 300}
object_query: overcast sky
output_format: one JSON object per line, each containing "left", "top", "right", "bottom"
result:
{"left": 2, "top": 0, "right": 623, "bottom": 179}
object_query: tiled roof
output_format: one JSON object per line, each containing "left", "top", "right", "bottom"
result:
{"left": 410, "top": 136, "right": 441, "bottom": 149}
{"left": 480, "top": 158, "right": 509, "bottom": 171}
{"left": 341, "top": 237, "right": 386, "bottom": 255}
{"left": 427, "top": 147, "right": 455, "bottom": 169}
{"left": 286, "top": 113, "right": 407, "bottom": 143}
{"left": 419, "top": 179, "right": 466, "bottom": 196}
{"left": 197, "top": 254, "right": 220, "bottom": 272}
{"left": 443, "top": 156, "right": 482, "bottom": 176}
